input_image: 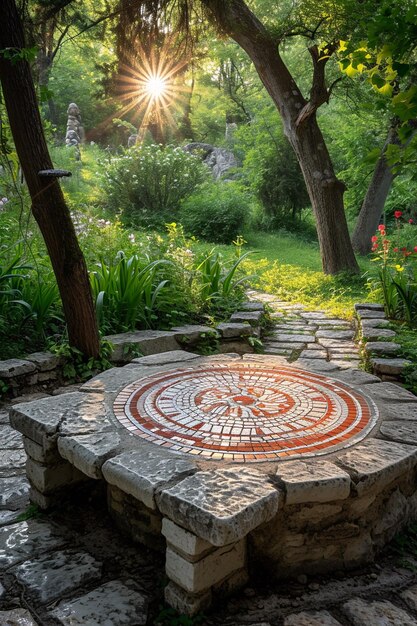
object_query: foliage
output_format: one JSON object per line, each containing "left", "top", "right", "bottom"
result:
{"left": 368, "top": 218, "right": 417, "bottom": 324}
{"left": 102, "top": 144, "right": 209, "bottom": 228}
{"left": 49, "top": 339, "right": 113, "bottom": 381}
{"left": 180, "top": 181, "right": 251, "bottom": 244}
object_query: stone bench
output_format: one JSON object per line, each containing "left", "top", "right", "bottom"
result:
{"left": 9, "top": 352, "right": 417, "bottom": 615}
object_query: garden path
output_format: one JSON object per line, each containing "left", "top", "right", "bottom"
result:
{"left": 1, "top": 295, "right": 417, "bottom": 626}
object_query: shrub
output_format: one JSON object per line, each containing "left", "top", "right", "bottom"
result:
{"left": 101, "top": 144, "right": 209, "bottom": 228}
{"left": 180, "top": 182, "right": 251, "bottom": 244}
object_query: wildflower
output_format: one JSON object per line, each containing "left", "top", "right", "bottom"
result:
{"left": 395, "top": 264, "right": 405, "bottom": 272}
{"left": 414, "top": 246, "right": 417, "bottom": 253}
{"left": 378, "top": 224, "right": 385, "bottom": 232}
{"left": 371, "top": 235, "right": 378, "bottom": 242}
{"left": 394, "top": 211, "right": 403, "bottom": 219}
{"left": 394, "top": 247, "right": 399, "bottom": 252}
{"left": 1, "top": 197, "right": 8, "bottom": 203}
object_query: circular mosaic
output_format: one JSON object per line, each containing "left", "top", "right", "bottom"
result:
{"left": 113, "top": 362, "right": 378, "bottom": 462}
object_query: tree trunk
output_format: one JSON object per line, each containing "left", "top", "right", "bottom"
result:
{"left": 352, "top": 124, "right": 400, "bottom": 255}
{"left": 202, "top": 0, "right": 359, "bottom": 274}
{"left": 0, "top": 0, "right": 100, "bottom": 358}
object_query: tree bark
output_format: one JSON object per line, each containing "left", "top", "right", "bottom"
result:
{"left": 352, "top": 124, "right": 400, "bottom": 255}
{"left": 0, "top": 0, "right": 100, "bottom": 357}
{"left": 202, "top": 0, "right": 359, "bottom": 274}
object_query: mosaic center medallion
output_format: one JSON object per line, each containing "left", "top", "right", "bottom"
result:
{"left": 113, "top": 362, "right": 378, "bottom": 461}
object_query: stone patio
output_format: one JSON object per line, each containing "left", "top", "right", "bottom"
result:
{"left": 3, "top": 295, "right": 417, "bottom": 623}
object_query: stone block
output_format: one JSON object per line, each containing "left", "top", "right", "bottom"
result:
{"left": 316, "top": 330, "right": 354, "bottom": 340}
{"left": 330, "top": 369, "right": 380, "bottom": 385}
{"left": 157, "top": 468, "right": 281, "bottom": 546}
{"left": 29, "top": 486, "right": 59, "bottom": 510}
{"left": 0, "top": 520, "right": 65, "bottom": 568}
{"left": 165, "top": 539, "right": 245, "bottom": 593}
{"left": 343, "top": 533, "right": 373, "bottom": 567}
{"left": 131, "top": 350, "right": 200, "bottom": 366}
{"left": 105, "top": 329, "right": 179, "bottom": 361}
{"left": 58, "top": 432, "right": 123, "bottom": 479}
{"left": 10, "top": 392, "right": 114, "bottom": 446}
{"left": 0, "top": 476, "right": 30, "bottom": 509}
{"left": 277, "top": 459, "right": 351, "bottom": 504}
{"left": 342, "top": 598, "right": 417, "bottom": 626}
{"left": 362, "top": 382, "right": 417, "bottom": 403}
{"left": 164, "top": 581, "right": 212, "bottom": 617}
{"left": 50, "top": 579, "right": 148, "bottom": 625}
{"left": 290, "top": 503, "right": 342, "bottom": 526}
{"left": 0, "top": 359, "right": 36, "bottom": 378}
{"left": 296, "top": 359, "right": 339, "bottom": 373}
{"left": 360, "top": 318, "right": 390, "bottom": 330}
{"left": 26, "top": 351, "right": 61, "bottom": 372}
{"left": 172, "top": 325, "right": 219, "bottom": 346}
{"left": 13, "top": 549, "right": 102, "bottom": 603}
{"left": 317, "top": 339, "right": 356, "bottom": 349}
{"left": 380, "top": 420, "right": 417, "bottom": 446}
{"left": 0, "top": 609, "right": 38, "bottom": 626}
{"left": 240, "top": 301, "right": 265, "bottom": 312}
{"left": 216, "top": 322, "right": 252, "bottom": 339}
{"left": 379, "top": 403, "right": 417, "bottom": 421}
{"left": 230, "top": 311, "right": 263, "bottom": 326}
{"left": 371, "top": 358, "right": 411, "bottom": 376}
{"left": 373, "top": 488, "right": 408, "bottom": 538}
{"left": 271, "top": 333, "right": 315, "bottom": 343}
{"left": 37, "top": 371, "right": 58, "bottom": 383}
{"left": 23, "top": 436, "right": 60, "bottom": 464}
{"left": 162, "top": 518, "right": 213, "bottom": 561}
{"left": 284, "top": 611, "right": 343, "bottom": 625}
{"left": 362, "top": 328, "right": 397, "bottom": 341}
{"left": 299, "top": 350, "right": 328, "bottom": 359}
{"left": 365, "top": 342, "right": 400, "bottom": 356}
{"left": 355, "top": 303, "right": 385, "bottom": 312}
{"left": 357, "top": 309, "right": 387, "bottom": 319}
{"left": 336, "top": 438, "right": 417, "bottom": 496}
{"left": 26, "top": 457, "right": 86, "bottom": 494}
{"left": 102, "top": 448, "right": 196, "bottom": 510}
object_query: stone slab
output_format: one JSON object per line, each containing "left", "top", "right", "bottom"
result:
{"left": 355, "top": 303, "right": 385, "bottom": 312}
{"left": 296, "top": 359, "right": 340, "bottom": 373}
{"left": 216, "top": 322, "right": 252, "bottom": 339}
{"left": 157, "top": 468, "right": 281, "bottom": 546}
{"left": 371, "top": 358, "right": 411, "bottom": 376}
{"left": 229, "top": 311, "right": 263, "bottom": 325}
{"left": 26, "top": 352, "right": 61, "bottom": 372}
{"left": 0, "top": 359, "right": 36, "bottom": 378}
{"left": 362, "top": 329, "right": 397, "bottom": 341}
{"left": 336, "top": 438, "right": 417, "bottom": 496}
{"left": 102, "top": 448, "right": 196, "bottom": 510}
{"left": 378, "top": 403, "right": 417, "bottom": 421}
{"left": 330, "top": 370, "right": 380, "bottom": 386}
{"left": 380, "top": 421, "right": 417, "bottom": 446}
{"left": 357, "top": 310, "right": 387, "bottom": 319}
{"left": 271, "top": 333, "right": 316, "bottom": 343}
{"left": 131, "top": 350, "right": 200, "bottom": 366}
{"left": 166, "top": 539, "right": 245, "bottom": 593}
{"left": 284, "top": 611, "right": 343, "bottom": 625}
{"left": 105, "top": 329, "right": 180, "bottom": 361}
{"left": 276, "top": 460, "right": 351, "bottom": 504}
{"left": 241, "top": 301, "right": 265, "bottom": 312}
{"left": 0, "top": 449, "right": 26, "bottom": 475}
{"left": 162, "top": 518, "right": 212, "bottom": 558}
{"left": 298, "top": 350, "right": 328, "bottom": 359}
{"left": 364, "top": 342, "right": 400, "bottom": 356}
{"left": 10, "top": 392, "right": 114, "bottom": 446}
{"left": 58, "top": 432, "right": 123, "bottom": 479}
{"left": 0, "top": 476, "right": 30, "bottom": 509}
{"left": 13, "top": 549, "right": 102, "bottom": 604}
{"left": 360, "top": 318, "right": 390, "bottom": 329}
{"left": 0, "top": 520, "right": 65, "bottom": 568}
{"left": 0, "top": 609, "right": 39, "bottom": 626}
{"left": 50, "top": 579, "right": 148, "bottom": 625}
{"left": 360, "top": 382, "right": 417, "bottom": 403}
{"left": 316, "top": 330, "right": 354, "bottom": 340}
{"left": 317, "top": 339, "right": 357, "bottom": 349}
{"left": 342, "top": 597, "right": 417, "bottom": 625}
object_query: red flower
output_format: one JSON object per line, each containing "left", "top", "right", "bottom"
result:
{"left": 371, "top": 235, "right": 378, "bottom": 242}
{"left": 395, "top": 211, "right": 403, "bottom": 219}
{"left": 414, "top": 246, "right": 417, "bottom": 253}
{"left": 394, "top": 247, "right": 399, "bottom": 252}
{"left": 401, "top": 247, "right": 407, "bottom": 251}
{"left": 409, "top": 219, "right": 414, "bottom": 224}
{"left": 378, "top": 224, "right": 385, "bottom": 231}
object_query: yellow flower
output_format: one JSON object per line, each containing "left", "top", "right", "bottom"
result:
{"left": 395, "top": 264, "right": 404, "bottom": 272}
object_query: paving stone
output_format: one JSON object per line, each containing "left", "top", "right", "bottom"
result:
{"left": 298, "top": 350, "right": 328, "bottom": 359}
{"left": 300, "top": 311, "right": 327, "bottom": 319}
{"left": 0, "top": 449, "right": 26, "bottom": 475}
{"left": 166, "top": 539, "right": 245, "bottom": 593}
{"left": 0, "top": 475, "right": 30, "bottom": 509}
{"left": 215, "top": 323, "right": 252, "bottom": 339}
{"left": 0, "top": 409, "right": 10, "bottom": 424}
{"left": 316, "top": 330, "right": 354, "bottom": 340}
{"left": 10, "top": 392, "right": 114, "bottom": 445}
{"left": 229, "top": 311, "right": 263, "bottom": 326}
{"left": 271, "top": 333, "right": 316, "bottom": 343}
{"left": 317, "top": 339, "right": 357, "bottom": 349}
{"left": 380, "top": 420, "right": 417, "bottom": 446}
{"left": 328, "top": 351, "right": 359, "bottom": 359}
{"left": 330, "top": 369, "right": 380, "bottom": 385}
{"left": 105, "top": 329, "right": 180, "bottom": 361}
{"left": 157, "top": 468, "right": 281, "bottom": 546}
{"left": 371, "top": 358, "right": 411, "bottom": 376}
{"left": 26, "top": 352, "right": 61, "bottom": 372}
{"left": 0, "top": 359, "right": 36, "bottom": 378}
{"left": 131, "top": 350, "right": 200, "bottom": 366}
{"left": 0, "top": 510, "right": 21, "bottom": 525}
{"left": 364, "top": 342, "right": 400, "bottom": 356}
{"left": 277, "top": 460, "right": 351, "bottom": 504}
{"left": 296, "top": 359, "right": 340, "bottom": 372}
{"left": 58, "top": 432, "right": 123, "bottom": 479}
{"left": 342, "top": 597, "right": 417, "bottom": 625}
{"left": 362, "top": 328, "right": 397, "bottom": 341}
{"left": 0, "top": 520, "right": 65, "bottom": 568}
{"left": 2, "top": 425, "right": 23, "bottom": 448}
{"left": 360, "top": 318, "right": 391, "bottom": 329}
{"left": 102, "top": 448, "right": 196, "bottom": 510}
{"left": 378, "top": 402, "right": 417, "bottom": 421}
{"left": 172, "top": 325, "right": 220, "bottom": 345}
{"left": 0, "top": 609, "right": 39, "bottom": 625}
{"left": 361, "top": 382, "right": 417, "bottom": 403}
{"left": 263, "top": 347, "right": 293, "bottom": 356}
{"left": 401, "top": 584, "right": 417, "bottom": 612}
{"left": 336, "top": 438, "right": 417, "bottom": 496}
{"left": 284, "top": 610, "right": 343, "bottom": 625}
{"left": 13, "top": 549, "right": 102, "bottom": 604}
{"left": 50, "top": 579, "right": 148, "bottom": 625}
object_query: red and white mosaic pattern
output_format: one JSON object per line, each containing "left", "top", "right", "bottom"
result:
{"left": 113, "top": 362, "right": 378, "bottom": 462}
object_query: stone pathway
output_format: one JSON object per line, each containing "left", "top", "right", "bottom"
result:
{"left": 2, "top": 295, "right": 417, "bottom": 625}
